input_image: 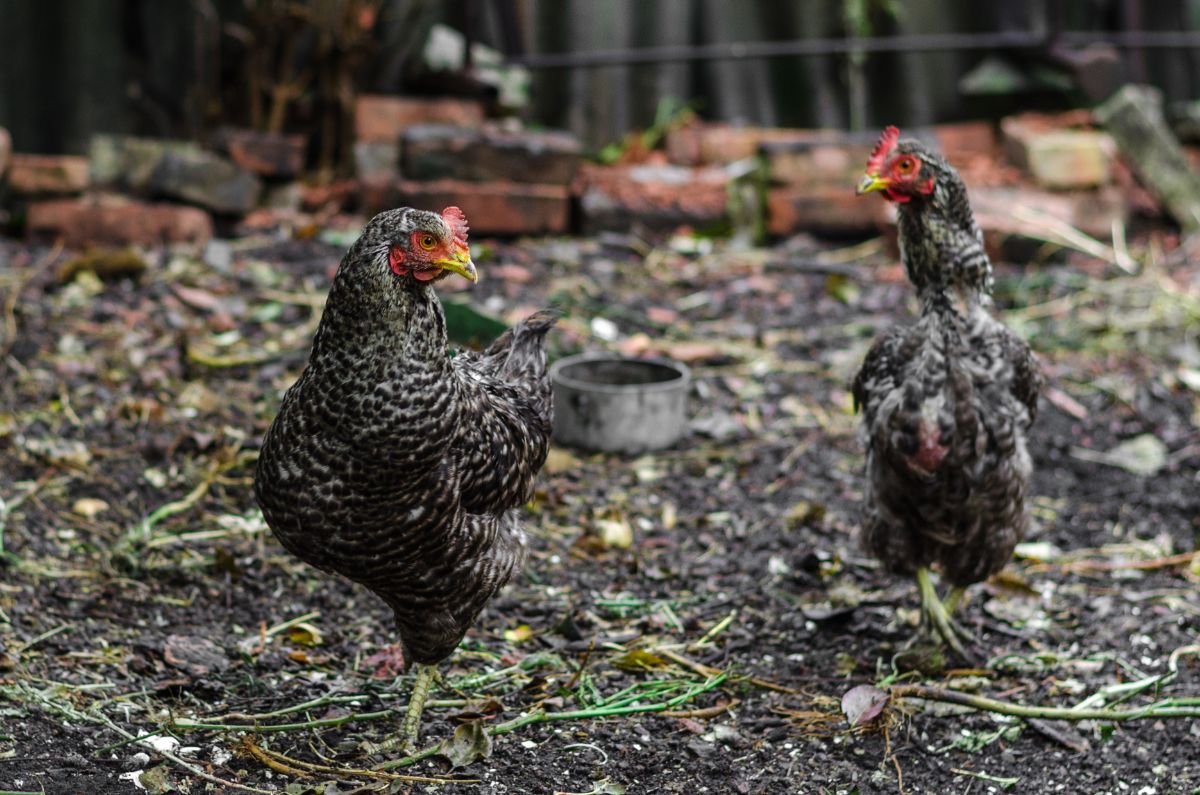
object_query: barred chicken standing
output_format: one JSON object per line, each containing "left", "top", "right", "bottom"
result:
{"left": 852, "top": 128, "right": 1042, "bottom": 659}
{"left": 255, "top": 206, "right": 556, "bottom": 748}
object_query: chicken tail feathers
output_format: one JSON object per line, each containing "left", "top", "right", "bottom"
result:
{"left": 500, "top": 308, "right": 559, "bottom": 383}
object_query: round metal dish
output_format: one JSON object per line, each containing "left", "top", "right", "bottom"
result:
{"left": 550, "top": 353, "right": 691, "bottom": 454}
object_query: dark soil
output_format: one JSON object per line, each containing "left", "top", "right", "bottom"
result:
{"left": 1, "top": 228, "right": 1198, "bottom": 795}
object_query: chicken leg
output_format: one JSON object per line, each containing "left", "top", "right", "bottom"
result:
{"left": 915, "top": 567, "right": 976, "bottom": 663}
{"left": 374, "top": 662, "right": 438, "bottom": 754}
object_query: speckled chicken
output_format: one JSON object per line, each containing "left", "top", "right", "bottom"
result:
{"left": 852, "top": 127, "right": 1042, "bottom": 658}
{"left": 254, "top": 206, "right": 556, "bottom": 747}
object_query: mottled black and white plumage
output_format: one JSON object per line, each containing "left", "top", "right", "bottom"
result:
{"left": 254, "top": 206, "right": 555, "bottom": 744}
{"left": 852, "top": 128, "right": 1042, "bottom": 655}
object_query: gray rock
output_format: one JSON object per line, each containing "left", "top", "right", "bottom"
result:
{"left": 149, "top": 150, "right": 261, "bottom": 214}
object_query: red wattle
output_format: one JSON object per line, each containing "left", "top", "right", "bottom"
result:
{"left": 389, "top": 246, "right": 407, "bottom": 275}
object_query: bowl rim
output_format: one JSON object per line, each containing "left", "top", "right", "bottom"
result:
{"left": 550, "top": 352, "right": 691, "bottom": 395}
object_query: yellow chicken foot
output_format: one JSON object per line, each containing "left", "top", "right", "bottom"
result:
{"left": 375, "top": 662, "right": 438, "bottom": 754}
{"left": 915, "top": 568, "right": 976, "bottom": 664}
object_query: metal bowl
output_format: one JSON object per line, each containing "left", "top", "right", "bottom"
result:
{"left": 550, "top": 353, "right": 691, "bottom": 454}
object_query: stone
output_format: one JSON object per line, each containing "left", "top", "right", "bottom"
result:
{"left": 1001, "top": 115, "right": 1114, "bottom": 190}
{"left": 150, "top": 150, "right": 262, "bottom": 214}
{"left": 402, "top": 125, "right": 581, "bottom": 184}
{"left": 577, "top": 163, "right": 730, "bottom": 234}
{"left": 355, "top": 95, "right": 484, "bottom": 144}
{"left": 767, "top": 185, "right": 892, "bottom": 237}
{"left": 88, "top": 135, "right": 261, "bottom": 214}
{"left": 0, "top": 127, "right": 10, "bottom": 179}
{"left": 6, "top": 154, "right": 90, "bottom": 194}
{"left": 89, "top": 134, "right": 200, "bottom": 187}
{"left": 217, "top": 128, "right": 306, "bottom": 177}
{"left": 27, "top": 195, "right": 213, "bottom": 248}
{"left": 368, "top": 178, "right": 570, "bottom": 236}
{"left": 1095, "top": 84, "right": 1200, "bottom": 233}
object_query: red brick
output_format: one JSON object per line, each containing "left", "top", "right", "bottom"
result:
{"left": 933, "top": 121, "right": 996, "bottom": 163}
{"left": 577, "top": 163, "right": 730, "bottom": 233}
{"left": 355, "top": 95, "right": 484, "bottom": 144}
{"left": 300, "top": 179, "right": 359, "bottom": 212}
{"left": 8, "top": 154, "right": 90, "bottom": 195}
{"left": 763, "top": 137, "right": 876, "bottom": 188}
{"left": 970, "top": 184, "right": 1127, "bottom": 241}
{"left": 368, "top": 179, "right": 569, "bottom": 236}
{"left": 665, "top": 122, "right": 812, "bottom": 166}
{"left": 767, "top": 185, "right": 892, "bottom": 237}
{"left": 218, "top": 129, "right": 306, "bottom": 177}
{"left": 402, "top": 125, "right": 580, "bottom": 184}
{"left": 27, "top": 195, "right": 213, "bottom": 248}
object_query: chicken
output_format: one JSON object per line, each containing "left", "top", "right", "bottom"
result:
{"left": 254, "top": 206, "right": 556, "bottom": 748}
{"left": 852, "top": 127, "right": 1042, "bottom": 660}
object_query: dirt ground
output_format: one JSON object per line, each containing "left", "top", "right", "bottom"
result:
{"left": 1, "top": 223, "right": 1198, "bottom": 795}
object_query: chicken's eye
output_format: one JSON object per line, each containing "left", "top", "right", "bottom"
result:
{"left": 419, "top": 234, "right": 437, "bottom": 250}
{"left": 895, "top": 156, "right": 918, "bottom": 175}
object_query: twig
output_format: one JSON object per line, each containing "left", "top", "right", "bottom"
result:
{"left": 263, "top": 610, "right": 321, "bottom": 639}
{"left": 662, "top": 700, "right": 737, "bottom": 719}
{"left": 245, "top": 737, "right": 477, "bottom": 784}
{"left": 172, "top": 707, "right": 395, "bottom": 734}
{"left": 690, "top": 609, "right": 738, "bottom": 648}
{"left": 1054, "top": 550, "right": 1198, "bottom": 574}
{"left": 892, "top": 684, "right": 1200, "bottom": 721}
{"left": 12, "top": 624, "right": 71, "bottom": 655}
{"left": 242, "top": 736, "right": 311, "bottom": 777}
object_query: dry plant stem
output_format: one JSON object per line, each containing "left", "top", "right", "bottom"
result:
{"left": 893, "top": 684, "right": 1200, "bottom": 721}
{"left": 245, "top": 737, "right": 473, "bottom": 785}
{"left": 173, "top": 708, "right": 395, "bottom": 734}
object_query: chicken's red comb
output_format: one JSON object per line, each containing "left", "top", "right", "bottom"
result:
{"left": 866, "top": 125, "right": 900, "bottom": 174}
{"left": 442, "top": 206, "right": 469, "bottom": 245}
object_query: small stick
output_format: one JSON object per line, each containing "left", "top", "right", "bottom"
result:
{"left": 893, "top": 684, "right": 1200, "bottom": 721}
{"left": 690, "top": 609, "right": 737, "bottom": 648}
{"left": 1057, "top": 551, "right": 1198, "bottom": 574}
{"left": 12, "top": 624, "right": 71, "bottom": 655}
{"left": 662, "top": 700, "right": 737, "bottom": 719}
{"left": 245, "top": 737, "right": 474, "bottom": 784}
{"left": 242, "top": 737, "right": 310, "bottom": 777}
{"left": 263, "top": 611, "right": 321, "bottom": 639}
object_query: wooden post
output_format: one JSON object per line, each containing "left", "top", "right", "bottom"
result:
{"left": 1095, "top": 84, "right": 1200, "bottom": 234}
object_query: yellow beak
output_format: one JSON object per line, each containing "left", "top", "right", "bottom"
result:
{"left": 434, "top": 246, "right": 477, "bottom": 283}
{"left": 856, "top": 174, "right": 891, "bottom": 195}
